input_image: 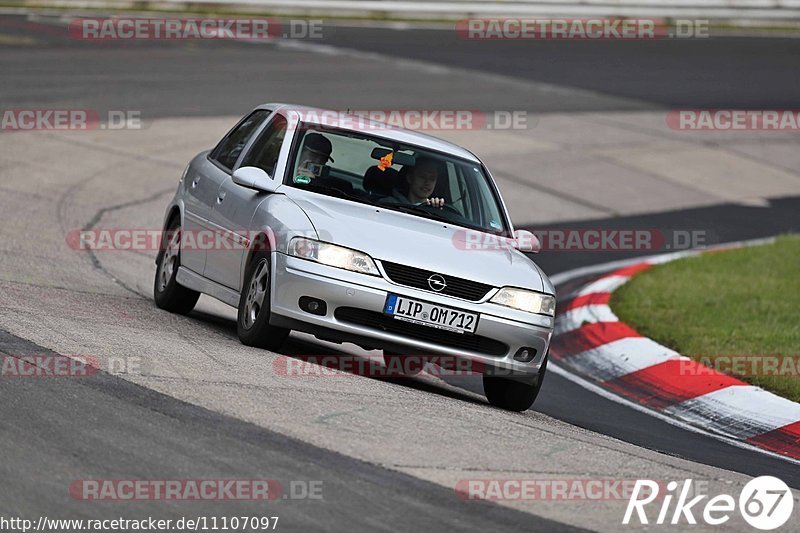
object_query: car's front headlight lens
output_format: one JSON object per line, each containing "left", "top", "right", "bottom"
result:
{"left": 288, "top": 237, "right": 379, "bottom": 276}
{"left": 490, "top": 287, "right": 556, "bottom": 316}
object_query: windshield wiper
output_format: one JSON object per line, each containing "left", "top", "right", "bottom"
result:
{"left": 383, "top": 204, "right": 453, "bottom": 224}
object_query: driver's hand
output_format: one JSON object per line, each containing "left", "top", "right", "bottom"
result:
{"left": 425, "top": 197, "right": 445, "bottom": 208}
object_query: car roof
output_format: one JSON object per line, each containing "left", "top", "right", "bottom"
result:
{"left": 254, "top": 103, "right": 481, "bottom": 164}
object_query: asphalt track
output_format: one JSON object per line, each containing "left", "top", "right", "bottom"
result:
{"left": 4, "top": 17, "right": 800, "bottom": 115}
{"left": 1, "top": 14, "right": 799, "bottom": 531}
{"left": 0, "top": 329, "right": 577, "bottom": 532}
{"left": 317, "top": 26, "right": 800, "bottom": 110}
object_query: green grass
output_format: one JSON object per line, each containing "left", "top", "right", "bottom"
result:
{"left": 611, "top": 235, "right": 800, "bottom": 402}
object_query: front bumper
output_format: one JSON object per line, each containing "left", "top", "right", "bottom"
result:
{"left": 270, "top": 253, "right": 553, "bottom": 377}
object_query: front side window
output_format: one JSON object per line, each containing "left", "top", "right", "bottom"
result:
{"left": 283, "top": 125, "right": 508, "bottom": 234}
{"left": 209, "top": 109, "right": 271, "bottom": 171}
{"left": 240, "top": 114, "right": 288, "bottom": 177}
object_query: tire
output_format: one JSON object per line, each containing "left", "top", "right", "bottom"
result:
{"left": 383, "top": 351, "right": 424, "bottom": 376}
{"left": 483, "top": 356, "right": 548, "bottom": 412}
{"left": 153, "top": 217, "right": 200, "bottom": 315}
{"left": 237, "top": 252, "right": 289, "bottom": 350}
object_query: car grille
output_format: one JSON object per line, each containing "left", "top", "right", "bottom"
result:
{"left": 380, "top": 261, "right": 494, "bottom": 301}
{"left": 334, "top": 307, "right": 508, "bottom": 356}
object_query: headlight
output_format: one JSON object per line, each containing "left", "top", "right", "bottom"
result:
{"left": 490, "top": 287, "right": 556, "bottom": 316}
{"left": 288, "top": 237, "right": 379, "bottom": 276}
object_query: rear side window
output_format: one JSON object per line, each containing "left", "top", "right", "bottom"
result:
{"left": 240, "top": 114, "right": 288, "bottom": 177}
{"left": 209, "top": 109, "right": 271, "bottom": 171}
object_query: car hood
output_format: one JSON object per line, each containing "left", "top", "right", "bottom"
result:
{"left": 286, "top": 191, "right": 548, "bottom": 293}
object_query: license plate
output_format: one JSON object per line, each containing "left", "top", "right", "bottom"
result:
{"left": 384, "top": 294, "right": 479, "bottom": 334}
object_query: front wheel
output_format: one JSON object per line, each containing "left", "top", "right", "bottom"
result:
{"left": 483, "top": 356, "right": 548, "bottom": 412}
{"left": 237, "top": 252, "right": 289, "bottom": 350}
{"left": 153, "top": 218, "right": 200, "bottom": 315}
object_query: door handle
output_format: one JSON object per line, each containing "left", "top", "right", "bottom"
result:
{"left": 216, "top": 191, "right": 226, "bottom": 204}
{"left": 191, "top": 177, "right": 200, "bottom": 189}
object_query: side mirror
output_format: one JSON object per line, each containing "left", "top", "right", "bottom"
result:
{"left": 513, "top": 229, "right": 540, "bottom": 253}
{"left": 232, "top": 166, "right": 280, "bottom": 193}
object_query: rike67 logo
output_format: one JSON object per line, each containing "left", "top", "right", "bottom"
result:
{"left": 624, "top": 476, "right": 794, "bottom": 529}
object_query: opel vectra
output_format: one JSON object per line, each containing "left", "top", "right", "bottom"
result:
{"left": 154, "top": 104, "right": 555, "bottom": 411}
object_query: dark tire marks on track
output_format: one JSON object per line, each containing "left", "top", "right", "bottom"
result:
{"left": 0, "top": 330, "right": 584, "bottom": 531}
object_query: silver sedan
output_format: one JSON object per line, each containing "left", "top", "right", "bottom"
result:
{"left": 154, "top": 104, "right": 555, "bottom": 411}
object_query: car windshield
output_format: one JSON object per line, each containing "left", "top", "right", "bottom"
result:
{"left": 284, "top": 125, "right": 509, "bottom": 233}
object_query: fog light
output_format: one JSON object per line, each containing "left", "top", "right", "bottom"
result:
{"left": 513, "top": 347, "right": 537, "bottom": 363}
{"left": 299, "top": 296, "right": 327, "bottom": 316}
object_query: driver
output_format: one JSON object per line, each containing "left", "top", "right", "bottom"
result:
{"left": 297, "top": 132, "right": 334, "bottom": 177}
{"left": 389, "top": 157, "right": 446, "bottom": 208}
